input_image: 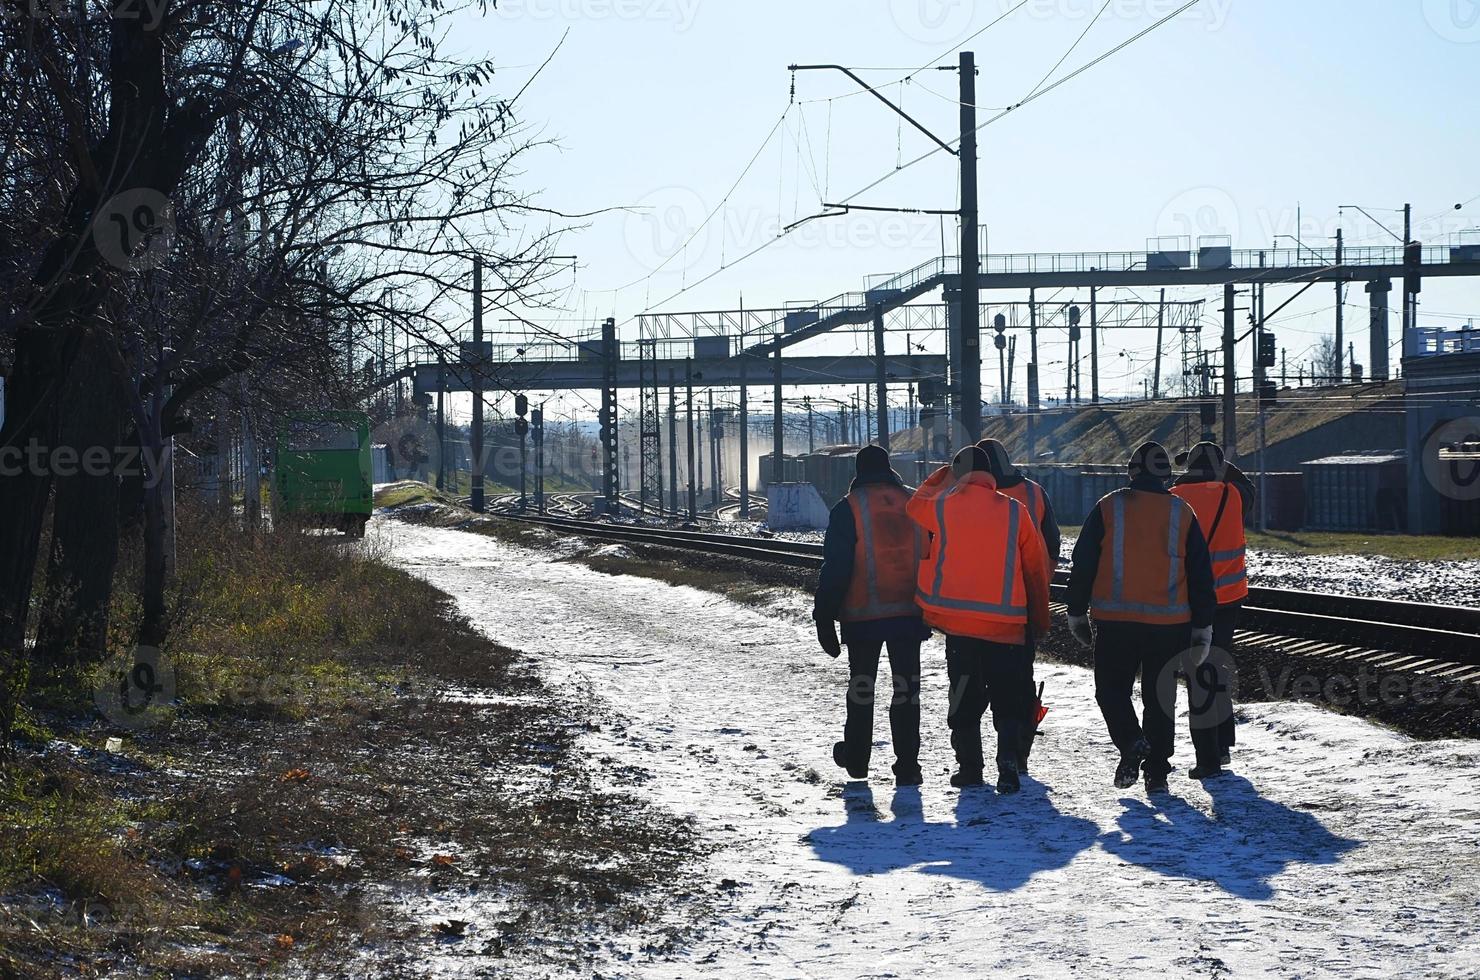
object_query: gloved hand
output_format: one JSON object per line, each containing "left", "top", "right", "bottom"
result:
{"left": 816, "top": 619, "right": 842, "bottom": 659}
{"left": 1190, "top": 625, "right": 1214, "bottom": 666}
{"left": 1067, "top": 613, "right": 1094, "bottom": 649}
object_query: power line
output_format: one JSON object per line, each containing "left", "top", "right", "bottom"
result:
{"left": 637, "top": 2, "right": 1203, "bottom": 318}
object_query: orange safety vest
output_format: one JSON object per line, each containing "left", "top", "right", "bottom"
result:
{"left": 840, "top": 483, "right": 922, "bottom": 622}
{"left": 1090, "top": 488, "right": 1195, "bottom": 625}
{"left": 1171, "top": 480, "right": 1248, "bottom": 604}
{"left": 911, "top": 476, "right": 1031, "bottom": 641}
{"left": 997, "top": 478, "right": 1048, "bottom": 534}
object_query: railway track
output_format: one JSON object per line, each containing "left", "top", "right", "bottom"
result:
{"left": 497, "top": 512, "right": 1480, "bottom": 678}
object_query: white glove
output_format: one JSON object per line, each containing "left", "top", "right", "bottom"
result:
{"left": 1067, "top": 613, "right": 1094, "bottom": 649}
{"left": 1190, "top": 626, "right": 1214, "bottom": 666}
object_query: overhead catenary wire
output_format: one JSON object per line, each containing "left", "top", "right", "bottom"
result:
{"left": 635, "top": 1, "right": 1203, "bottom": 318}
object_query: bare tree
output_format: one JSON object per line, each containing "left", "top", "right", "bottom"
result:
{"left": 1, "top": 0, "right": 587, "bottom": 733}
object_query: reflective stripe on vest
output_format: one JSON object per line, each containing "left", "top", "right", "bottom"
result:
{"left": 1172, "top": 482, "right": 1249, "bottom": 604}
{"left": 916, "top": 492, "right": 1027, "bottom": 618}
{"left": 999, "top": 479, "right": 1044, "bottom": 531}
{"left": 1091, "top": 491, "right": 1192, "bottom": 620}
{"left": 841, "top": 484, "right": 920, "bottom": 622}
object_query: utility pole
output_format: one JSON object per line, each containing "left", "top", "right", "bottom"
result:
{"left": 685, "top": 361, "right": 696, "bottom": 521}
{"left": 435, "top": 356, "right": 446, "bottom": 490}
{"left": 957, "top": 51, "right": 982, "bottom": 445}
{"left": 1334, "top": 227, "right": 1345, "bottom": 382}
{"left": 667, "top": 371, "right": 678, "bottom": 514}
{"left": 1402, "top": 203, "right": 1413, "bottom": 346}
{"left": 1222, "top": 283, "right": 1237, "bottom": 456}
{"left": 739, "top": 358, "right": 750, "bottom": 518}
{"left": 599, "top": 317, "right": 619, "bottom": 515}
{"left": 533, "top": 406, "right": 545, "bottom": 514}
{"left": 872, "top": 303, "right": 890, "bottom": 451}
{"left": 470, "top": 255, "right": 484, "bottom": 512}
{"left": 708, "top": 389, "right": 719, "bottom": 507}
{"left": 1090, "top": 287, "right": 1100, "bottom": 403}
{"left": 1027, "top": 288, "right": 1039, "bottom": 458}
{"left": 805, "top": 395, "right": 815, "bottom": 452}
{"left": 1152, "top": 288, "right": 1165, "bottom": 399}
{"left": 1256, "top": 283, "right": 1268, "bottom": 531}
{"left": 772, "top": 340, "right": 784, "bottom": 484}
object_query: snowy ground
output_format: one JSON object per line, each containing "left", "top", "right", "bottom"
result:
{"left": 384, "top": 520, "right": 1480, "bottom": 979}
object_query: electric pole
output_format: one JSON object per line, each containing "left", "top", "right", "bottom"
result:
{"left": 957, "top": 51, "right": 982, "bottom": 445}
{"left": 873, "top": 303, "right": 890, "bottom": 451}
{"left": 470, "top": 255, "right": 484, "bottom": 512}
{"left": 1152, "top": 288, "right": 1165, "bottom": 399}
{"left": 685, "top": 361, "right": 696, "bottom": 521}
{"left": 1334, "top": 227, "right": 1344, "bottom": 382}
{"left": 1222, "top": 283, "right": 1237, "bottom": 456}
{"left": 1090, "top": 286, "right": 1100, "bottom": 403}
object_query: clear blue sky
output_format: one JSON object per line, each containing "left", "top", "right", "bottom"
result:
{"left": 443, "top": 0, "right": 1480, "bottom": 417}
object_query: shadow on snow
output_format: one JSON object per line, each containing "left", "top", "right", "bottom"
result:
{"left": 806, "top": 781, "right": 1101, "bottom": 893}
{"left": 808, "top": 773, "right": 1360, "bottom": 899}
{"left": 1098, "top": 772, "right": 1361, "bottom": 900}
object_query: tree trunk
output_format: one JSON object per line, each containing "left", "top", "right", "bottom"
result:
{"left": 33, "top": 334, "right": 123, "bottom": 669}
{"left": 135, "top": 390, "right": 172, "bottom": 649}
{"left": 0, "top": 327, "right": 73, "bottom": 654}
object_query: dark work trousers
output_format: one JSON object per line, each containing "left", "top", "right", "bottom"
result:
{"left": 1189, "top": 600, "right": 1242, "bottom": 760}
{"left": 1019, "top": 636, "right": 1040, "bottom": 756}
{"left": 843, "top": 636, "right": 922, "bottom": 777}
{"left": 1093, "top": 620, "right": 1190, "bottom": 779}
{"left": 944, "top": 636, "right": 1031, "bottom": 774}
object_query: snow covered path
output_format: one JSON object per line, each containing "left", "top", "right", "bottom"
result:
{"left": 385, "top": 521, "right": 1480, "bottom": 979}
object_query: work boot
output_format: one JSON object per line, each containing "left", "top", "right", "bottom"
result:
{"left": 996, "top": 760, "right": 1021, "bottom": 795}
{"left": 893, "top": 763, "right": 923, "bottom": 787}
{"left": 1190, "top": 762, "right": 1227, "bottom": 781}
{"left": 1114, "top": 738, "right": 1150, "bottom": 789}
{"left": 833, "top": 741, "right": 867, "bottom": 780}
{"left": 1219, "top": 749, "right": 1232, "bottom": 767}
{"left": 1144, "top": 770, "right": 1170, "bottom": 795}
{"left": 950, "top": 769, "right": 985, "bottom": 788}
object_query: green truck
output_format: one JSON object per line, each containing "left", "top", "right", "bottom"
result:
{"left": 275, "top": 410, "right": 373, "bottom": 537}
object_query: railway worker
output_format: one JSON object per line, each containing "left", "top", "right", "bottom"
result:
{"left": 813, "top": 445, "right": 928, "bottom": 787}
{"left": 1171, "top": 441, "right": 1256, "bottom": 775}
{"left": 1064, "top": 442, "right": 1218, "bottom": 793}
{"left": 907, "top": 446, "right": 1052, "bottom": 794}
{"left": 976, "top": 438, "right": 1060, "bottom": 772}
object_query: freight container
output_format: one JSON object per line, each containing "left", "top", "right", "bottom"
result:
{"left": 1301, "top": 452, "right": 1407, "bottom": 532}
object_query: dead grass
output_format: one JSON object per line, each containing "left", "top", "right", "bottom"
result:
{"left": 2, "top": 501, "right": 700, "bottom": 978}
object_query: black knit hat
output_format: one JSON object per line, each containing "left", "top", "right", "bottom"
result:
{"left": 951, "top": 446, "right": 990, "bottom": 479}
{"left": 1128, "top": 441, "right": 1172, "bottom": 482}
{"left": 975, "top": 438, "right": 1014, "bottom": 480}
{"left": 1182, "top": 441, "right": 1227, "bottom": 477}
{"left": 855, "top": 444, "right": 890, "bottom": 477}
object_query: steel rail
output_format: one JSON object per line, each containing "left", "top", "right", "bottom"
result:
{"left": 498, "top": 514, "right": 1480, "bottom": 668}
